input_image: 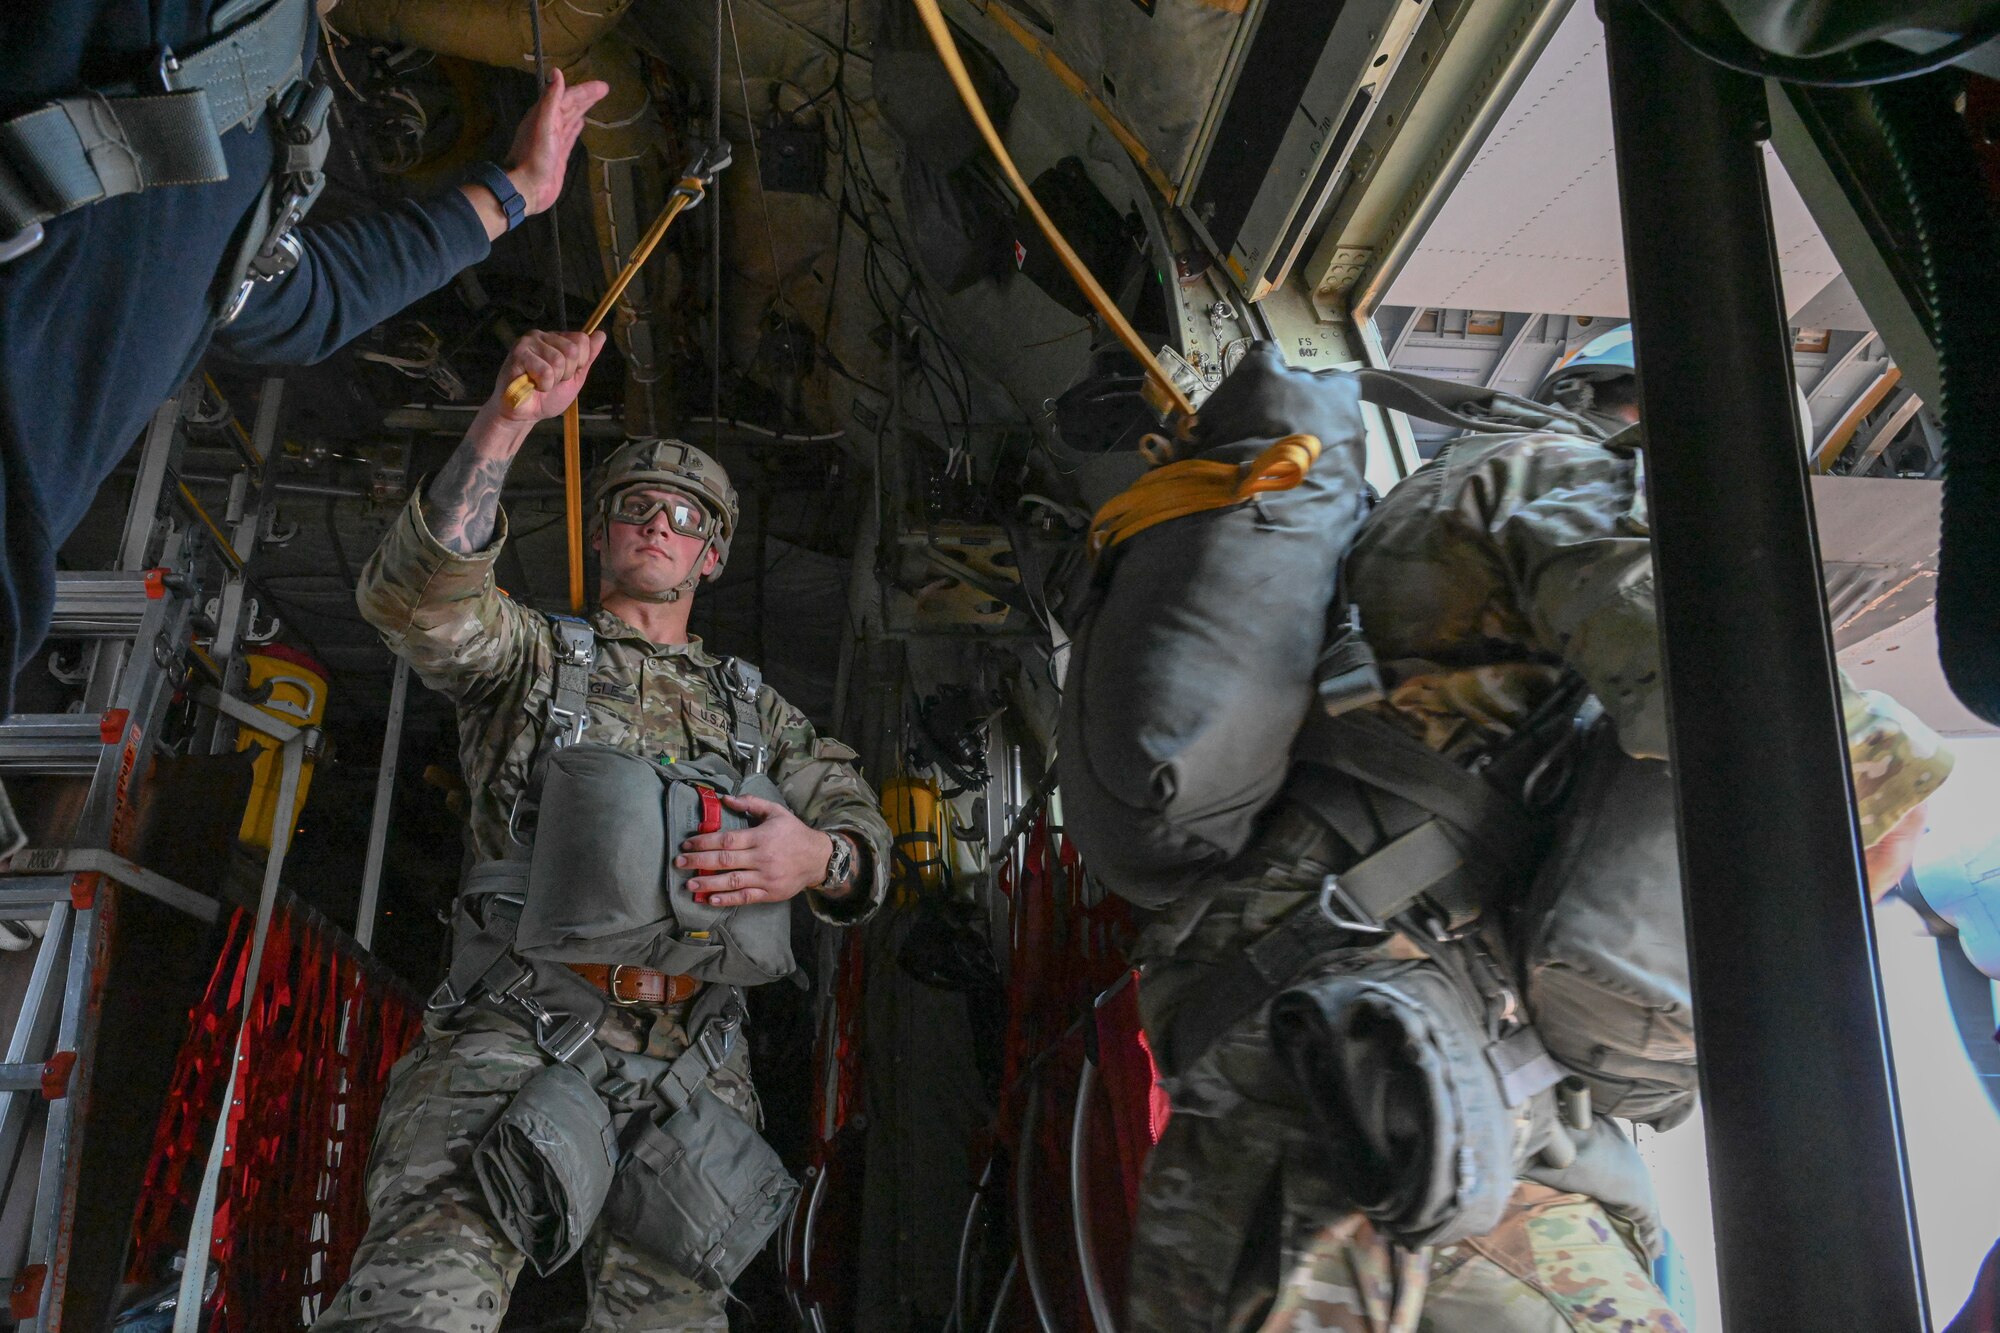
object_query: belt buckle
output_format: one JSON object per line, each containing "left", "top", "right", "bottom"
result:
{"left": 1318, "top": 874, "right": 1388, "bottom": 936}
{"left": 607, "top": 963, "right": 647, "bottom": 1007}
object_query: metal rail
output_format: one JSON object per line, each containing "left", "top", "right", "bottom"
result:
{"left": 1601, "top": 4, "right": 1928, "bottom": 1327}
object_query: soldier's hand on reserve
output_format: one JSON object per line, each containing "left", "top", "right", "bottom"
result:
{"left": 678, "top": 795, "right": 843, "bottom": 906}
{"left": 506, "top": 69, "right": 610, "bottom": 214}
{"left": 493, "top": 329, "right": 605, "bottom": 424}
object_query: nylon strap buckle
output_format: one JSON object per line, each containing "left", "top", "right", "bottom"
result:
{"left": 494, "top": 970, "right": 596, "bottom": 1064}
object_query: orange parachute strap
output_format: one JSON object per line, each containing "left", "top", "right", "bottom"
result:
{"left": 1087, "top": 433, "right": 1323, "bottom": 557}
{"left": 498, "top": 174, "right": 710, "bottom": 611}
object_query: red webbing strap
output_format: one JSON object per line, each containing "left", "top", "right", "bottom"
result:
{"left": 125, "top": 901, "right": 424, "bottom": 1331}
{"left": 697, "top": 784, "right": 724, "bottom": 835}
{"left": 127, "top": 910, "right": 250, "bottom": 1282}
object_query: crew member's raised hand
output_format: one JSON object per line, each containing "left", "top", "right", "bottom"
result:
{"left": 492, "top": 329, "right": 606, "bottom": 424}
{"left": 507, "top": 69, "right": 610, "bottom": 214}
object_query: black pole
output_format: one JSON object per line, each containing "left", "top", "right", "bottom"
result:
{"left": 1600, "top": 4, "right": 1928, "bottom": 1329}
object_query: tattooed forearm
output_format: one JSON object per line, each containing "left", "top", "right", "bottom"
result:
{"left": 425, "top": 446, "right": 513, "bottom": 554}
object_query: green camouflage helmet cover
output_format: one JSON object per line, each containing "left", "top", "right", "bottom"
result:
{"left": 590, "top": 438, "right": 739, "bottom": 579}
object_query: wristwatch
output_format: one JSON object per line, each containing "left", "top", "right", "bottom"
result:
{"left": 818, "top": 831, "right": 856, "bottom": 892}
{"left": 470, "top": 161, "right": 528, "bottom": 232}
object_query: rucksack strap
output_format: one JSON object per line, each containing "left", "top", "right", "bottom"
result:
{"left": 717, "top": 657, "right": 769, "bottom": 774}
{"left": 0, "top": 0, "right": 318, "bottom": 248}
{"left": 1353, "top": 367, "right": 1612, "bottom": 441}
{"left": 1292, "top": 710, "right": 1537, "bottom": 931}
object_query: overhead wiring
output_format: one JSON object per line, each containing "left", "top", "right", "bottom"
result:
{"left": 724, "top": 0, "right": 812, "bottom": 396}
{"left": 712, "top": 0, "right": 726, "bottom": 454}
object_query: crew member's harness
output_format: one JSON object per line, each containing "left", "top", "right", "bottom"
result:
{"left": 0, "top": 0, "right": 332, "bottom": 322}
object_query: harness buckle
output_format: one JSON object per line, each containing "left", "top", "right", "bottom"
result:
{"left": 156, "top": 47, "right": 183, "bottom": 91}
{"left": 545, "top": 702, "right": 589, "bottom": 749}
{"left": 536, "top": 1012, "right": 597, "bottom": 1065}
{"left": 426, "top": 979, "right": 463, "bottom": 1011}
{"left": 1318, "top": 874, "right": 1388, "bottom": 936}
{"left": 697, "top": 1018, "right": 735, "bottom": 1071}
{"left": 732, "top": 738, "right": 770, "bottom": 775}
{"left": 491, "top": 969, "right": 596, "bottom": 1062}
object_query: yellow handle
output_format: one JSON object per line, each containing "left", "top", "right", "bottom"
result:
{"left": 907, "top": 0, "right": 1195, "bottom": 422}
{"left": 501, "top": 179, "right": 706, "bottom": 411}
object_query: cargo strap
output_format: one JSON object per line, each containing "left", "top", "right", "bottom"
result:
{"left": 0, "top": 0, "right": 320, "bottom": 260}
{"left": 717, "top": 657, "right": 770, "bottom": 775}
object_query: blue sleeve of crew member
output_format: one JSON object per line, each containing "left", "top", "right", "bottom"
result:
{"left": 214, "top": 188, "right": 491, "bottom": 365}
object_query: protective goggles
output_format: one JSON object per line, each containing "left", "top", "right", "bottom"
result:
{"left": 605, "top": 489, "right": 713, "bottom": 538}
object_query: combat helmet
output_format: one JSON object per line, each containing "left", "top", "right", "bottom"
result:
{"left": 590, "top": 438, "right": 740, "bottom": 580}
{"left": 1533, "top": 326, "right": 1635, "bottom": 407}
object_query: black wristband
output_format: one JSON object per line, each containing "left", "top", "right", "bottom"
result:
{"left": 471, "top": 161, "right": 527, "bottom": 231}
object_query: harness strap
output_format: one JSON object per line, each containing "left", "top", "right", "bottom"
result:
{"left": 512, "top": 614, "right": 598, "bottom": 843}
{"left": 433, "top": 887, "right": 745, "bottom": 1112}
{"left": 1159, "top": 897, "right": 1364, "bottom": 1078}
{"left": 1163, "top": 709, "right": 1564, "bottom": 1082}
{"left": 1299, "top": 711, "right": 1534, "bottom": 877}
{"left": 718, "top": 657, "right": 769, "bottom": 774}
{"left": 0, "top": 0, "right": 313, "bottom": 237}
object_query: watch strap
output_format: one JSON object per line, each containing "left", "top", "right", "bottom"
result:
{"left": 471, "top": 160, "right": 527, "bottom": 231}
{"left": 820, "top": 830, "right": 856, "bottom": 891}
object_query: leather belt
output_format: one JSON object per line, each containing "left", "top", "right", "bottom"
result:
{"left": 567, "top": 963, "right": 702, "bottom": 1007}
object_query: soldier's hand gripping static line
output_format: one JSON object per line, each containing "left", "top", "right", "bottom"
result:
{"left": 426, "top": 330, "right": 606, "bottom": 557}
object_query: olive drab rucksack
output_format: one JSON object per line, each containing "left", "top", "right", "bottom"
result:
{"left": 1516, "top": 711, "right": 1698, "bottom": 1128}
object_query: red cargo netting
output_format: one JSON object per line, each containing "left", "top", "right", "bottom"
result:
{"left": 127, "top": 899, "right": 424, "bottom": 1331}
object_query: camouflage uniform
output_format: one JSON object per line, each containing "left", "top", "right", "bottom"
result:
{"left": 1128, "top": 429, "right": 1953, "bottom": 1333}
{"left": 315, "top": 493, "right": 891, "bottom": 1332}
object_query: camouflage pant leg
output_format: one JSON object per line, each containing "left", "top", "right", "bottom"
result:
{"left": 1259, "top": 1185, "right": 1686, "bottom": 1333}
{"left": 1418, "top": 1185, "right": 1686, "bottom": 1333}
{"left": 313, "top": 1019, "right": 544, "bottom": 1333}
{"left": 580, "top": 1233, "right": 729, "bottom": 1332}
